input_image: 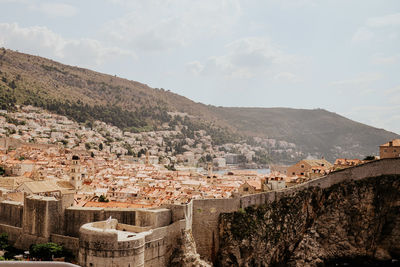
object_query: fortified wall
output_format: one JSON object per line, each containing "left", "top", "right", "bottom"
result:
{"left": 0, "top": 191, "right": 193, "bottom": 266}
{"left": 191, "top": 158, "right": 400, "bottom": 263}
{"left": 0, "top": 158, "right": 399, "bottom": 266}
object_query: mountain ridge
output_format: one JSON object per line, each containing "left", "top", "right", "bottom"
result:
{"left": 0, "top": 48, "right": 398, "bottom": 162}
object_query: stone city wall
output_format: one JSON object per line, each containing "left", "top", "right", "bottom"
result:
{"left": 0, "top": 223, "right": 22, "bottom": 245}
{"left": 51, "top": 234, "right": 79, "bottom": 257}
{"left": 0, "top": 200, "right": 23, "bottom": 227}
{"left": 64, "top": 207, "right": 172, "bottom": 237}
{"left": 192, "top": 158, "right": 400, "bottom": 262}
{"left": 144, "top": 220, "right": 185, "bottom": 267}
{"left": 78, "top": 218, "right": 185, "bottom": 267}
{"left": 23, "top": 195, "right": 62, "bottom": 238}
{"left": 192, "top": 198, "right": 240, "bottom": 263}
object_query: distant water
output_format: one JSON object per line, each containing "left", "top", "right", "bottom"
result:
{"left": 325, "top": 258, "right": 400, "bottom": 267}
{"left": 211, "top": 168, "right": 271, "bottom": 175}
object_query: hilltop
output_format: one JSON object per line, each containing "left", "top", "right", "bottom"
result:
{"left": 0, "top": 48, "right": 398, "bottom": 163}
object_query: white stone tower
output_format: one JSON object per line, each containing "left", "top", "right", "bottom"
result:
{"left": 70, "top": 155, "right": 82, "bottom": 190}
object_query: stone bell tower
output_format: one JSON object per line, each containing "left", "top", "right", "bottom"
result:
{"left": 70, "top": 155, "right": 82, "bottom": 190}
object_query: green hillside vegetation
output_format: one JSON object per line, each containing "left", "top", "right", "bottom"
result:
{"left": 0, "top": 48, "right": 398, "bottom": 161}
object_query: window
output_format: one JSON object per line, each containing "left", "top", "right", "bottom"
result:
{"left": 384, "top": 149, "right": 387, "bottom": 152}
{"left": 321, "top": 164, "right": 324, "bottom": 166}
{"left": 301, "top": 172, "right": 304, "bottom": 175}
{"left": 292, "top": 172, "right": 295, "bottom": 175}
{"left": 244, "top": 187, "right": 249, "bottom": 192}
{"left": 394, "top": 149, "right": 397, "bottom": 152}
{"left": 301, "top": 165, "right": 304, "bottom": 168}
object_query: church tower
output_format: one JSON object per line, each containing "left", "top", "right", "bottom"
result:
{"left": 70, "top": 155, "right": 82, "bottom": 190}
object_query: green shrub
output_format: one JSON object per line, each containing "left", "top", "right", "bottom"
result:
{"left": 29, "top": 242, "right": 63, "bottom": 261}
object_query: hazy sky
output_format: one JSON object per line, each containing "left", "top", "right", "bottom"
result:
{"left": 0, "top": 0, "right": 399, "bottom": 134}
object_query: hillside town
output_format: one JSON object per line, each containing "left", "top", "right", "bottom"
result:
{"left": 1, "top": 106, "right": 398, "bottom": 209}
{"left": 0, "top": 105, "right": 302, "bottom": 170}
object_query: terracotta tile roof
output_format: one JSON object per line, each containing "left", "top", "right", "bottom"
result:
{"left": 380, "top": 139, "right": 400, "bottom": 147}
{"left": 334, "top": 158, "right": 362, "bottom": 165}
{"left": 17, "top": 180, "right": 74, "bottom": 194}
{"left": 303, "top": 159, "right": 333, "bottom": 168}
{"left": 83, "top": 201, "right": 154, "bottom": 208}
{"left": 246, "top": 180, "right": 262, "bottom": 190}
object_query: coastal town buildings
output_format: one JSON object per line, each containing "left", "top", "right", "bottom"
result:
{"left": 380, "top": 139, "right": 400, "bottom": 159}
{"left": 333, "top": 158, "right": 363, "bottom": 170}
{"left": 287, "top": 158, "right": 333, "bottom": 178}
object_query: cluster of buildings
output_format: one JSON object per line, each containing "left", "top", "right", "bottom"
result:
{"left": 1, "top": 106, "right": 400, "bottom": 266}
{"left": 0, "top": 106, "right": 302, "bottom": 170}
{"left": 2, "top": 135, "right": 398, "bottom": 208}
{"left": 1, "top": 106, "right": 399, "bottom": 208}
{"left": 0, "top": 139, "right": 292, "bottom": 207}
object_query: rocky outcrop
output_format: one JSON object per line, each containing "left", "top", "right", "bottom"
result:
{"left": 169, "top": 229, "right": 212, "bottom": 267}
{"left": 216, "top": 175, "right": 400, "bottom": 266}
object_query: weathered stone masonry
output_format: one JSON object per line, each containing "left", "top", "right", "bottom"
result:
{"left": 0, "top": 158, "right": 399, "bottom": 266}
{"left": 191, "top": 158, "right": 400, "bottom": 264}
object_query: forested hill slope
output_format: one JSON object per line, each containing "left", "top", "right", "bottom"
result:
{"left": 0, "top": 48, "right": 398, "bottom": 161}
{"left": 209, "top": 106, "right": 399, "bottom": 160}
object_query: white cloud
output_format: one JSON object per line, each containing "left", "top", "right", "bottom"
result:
{"left": 268, "top": 0, "right": 316, "bottom": 8}
{"left": 352, "top": 12, "right": 400, "bottom": 45}
{"left": 385, "top": 85, "right": 400, "bottom": 105}
{"left": 34, "top": 3, "right": 78, "bottom": 18}
{"left": 186, "top": 61, "right": 204, "bottom": 75}
{"left": 101, "top": 0, "right": 241, "bottom": 51}
{"left": 0, "top": 0, "right": 28, "bottom": 3}
{"left": 371, "top": 53, "right": 399, "bottom": 65}
{"left": 367, "top": 13, "right": 400, "bottom": 28}
{"left": 331, "top": 72, "right": 383, "bottom": 87}
{"left": 0, "top": 23, "right": 135, "bottom": 68}
{"left": 196, "top": 37, "right": 299, "bottom": 79}
{"left": 351, "top": 27, "right": 374, "bottom": 43}
{"left": 0, "top": 1, "right": 78, "bottom": 17}
{"left": 274, "top": 72, "right": 302, "bottom": 83}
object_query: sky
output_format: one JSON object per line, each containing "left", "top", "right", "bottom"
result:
{"left": 0, "top": 0, "right": 399, "bottom": 134}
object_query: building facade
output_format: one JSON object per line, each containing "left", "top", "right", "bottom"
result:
{"left": 380, "top": 139, "right": 400, "bottom": 159}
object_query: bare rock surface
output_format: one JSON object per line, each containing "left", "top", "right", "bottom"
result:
{"left": 216, "top": 175, "right": 400, "bottom": 266}
{"left": 169, "top": 229, "right": 212, "bottom": 267}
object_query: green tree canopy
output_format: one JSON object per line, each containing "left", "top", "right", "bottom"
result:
{"left": 29, "top": 242, "right": 63, "bottom": 261}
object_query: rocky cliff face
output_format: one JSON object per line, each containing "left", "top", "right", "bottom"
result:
{"left": 169, "top": 229, "right": 212, "bottom": 267}
{"left": 216, "top": 175, "right": 400, "bottom": 266}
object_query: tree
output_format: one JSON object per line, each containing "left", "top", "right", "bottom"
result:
{"left": 0, "top": 166, "right": 5, "bottom": 176}
{"left": 29, "top": 242, "right": 63, "bottom": 261}
{"left": 0, "top": 232, "right": 8, "bottom": 250}
{"left": 98, "top": 195, "right": 109, "bottom": 202}
{"left": 363, "top": 155, "right": 375, "bottom": 161}
{"left": 238, "top": 154, "right": 247, "bottom": 164}
{"left": 85, "top": 143, "right": 91, "bottom": 150}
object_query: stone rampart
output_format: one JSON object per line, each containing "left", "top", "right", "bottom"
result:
{"left": 0, "top": 223, "right": 22, "bottom": 245}
{"left": 0, "top": 200, "right": 23, "bottom": 227}
{"left": 23, "top": 195, "right": 62, "bottom": 238}
{"left": 144, "top": 220, "right": 185, "bottom": 266}
{"left": 78, "top": 218, "right": 186, "bottom": 267}
{"left": 51, "top": 234, "right": 79, "bottom": 257}
{"left": 192, "top": 197, "right": 240, "bottom": 263}
{"left": 192, "top": 158, "right": 400, "bottom": 262}
{"left": 65, "top": 207, "right": 172, "bottom": 237}
{"left": 0, "top": 158, "right": 398, "bottom": 265}
{"left": 79, "top": 219, "right": 146, "bottom": 267}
